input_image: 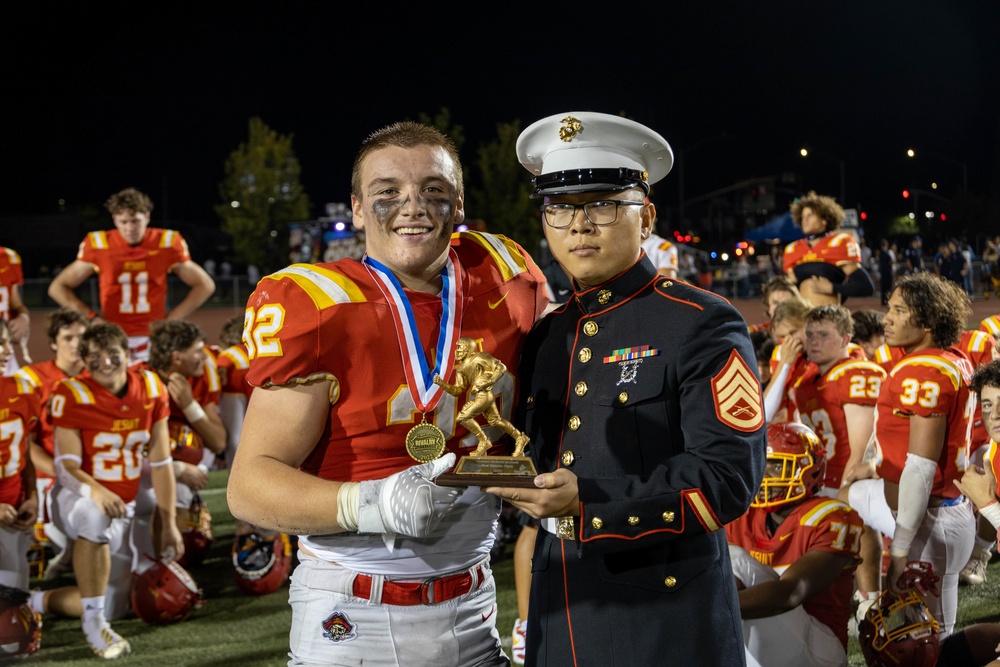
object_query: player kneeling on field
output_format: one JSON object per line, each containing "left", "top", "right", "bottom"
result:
{"left": 726, "top": 422, "right": 864, "bottom": 667}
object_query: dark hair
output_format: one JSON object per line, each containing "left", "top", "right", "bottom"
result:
{"left": 105, "top": 187, "right": 153, "bottom": 215}
{"left": 46, "top": 308, "right": 89, "bottom": 344}
{"left": 890, "top": 273, "right": 971, "bottom": 349}
{"left": 149, "top": 320, "right": 204, "bottom": 370}
{"left": 220, "top": 314, "right": 244, "bottom": 348}
{"left": 760, "top": 275, "right": 799, "bottom": 308}
{"left": 790, "top": 190, "right": 845, "bottom": 231}
{"left": 351, "top": 122, "right": 463, "bottom": 199}
{"left": 80, "top": 322, "right": 129, "bottom": 358}
{"left": 851, "top": 309, "right": 885, "bottom": 344}
{"left": 970, "top": 359, "right": 1000, "bottom": 397}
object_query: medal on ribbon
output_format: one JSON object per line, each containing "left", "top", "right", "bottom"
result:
{"left": 364, "top": 250, "right": 463, "bottom": 463}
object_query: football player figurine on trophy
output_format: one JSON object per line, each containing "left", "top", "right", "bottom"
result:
{"left": 433, "top": 337, "right": 537, "bottom": 487}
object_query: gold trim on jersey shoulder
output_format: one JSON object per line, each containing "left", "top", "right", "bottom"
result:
{"left": 890, "top": 355, "right": 963, "bottom": 389}
{"left": 455, "top": 231, "right": 529, "bottom": 281}
{"left": 138, "top": 369, "right": 163, "bottom": 398}
{"left": 982, "top": 317, "right": 1000, "bottom": 335}
{"left": 2, "top": 247, "right": 21, "bottom": 264}
{"left": 800, "top": 499, "right": 851, "bottom": 526}
{"left": 11, "top": 373, "right": 34, "bottom": 395}
{"left": 828, "top": 232, "right": 854, "bottom": 247}
{"left": 88, "top": 231, "right": 109, "bottom": 250}
{"left": 159, "top": 229, "right": 177, "bottom": 248}
{"left": 264, "top": 264, "right": 366, "bottom": 309}
{"left": 13, "top": 367, "right": 41, "bottom": 390}
{"left": 63, "top": 378, "right": 95, "bottom": 404}
{"left": 965, "top": 330, "right": 992, "bottom": 353}
{"left": 204, "top": 352, "right": 221, "bottom": 393}
{"left": 827, "top": 359, "right": 886, "bottom": 382}
{"left": 221, "top": 346, "right": 250, "bottom": 369}
{"left": 259, "top": 371, "right": 336, "bottom": 391}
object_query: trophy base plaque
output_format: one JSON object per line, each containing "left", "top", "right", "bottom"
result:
{"left": 437, "top": 455, "right": 539, "bottom": 488}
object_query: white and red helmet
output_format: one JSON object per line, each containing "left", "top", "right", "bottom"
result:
{"left": 0, "top": 586, "right": 41, "bottom": 658}
{"left": 232, "top": 532, "right": 293, "bottom": 596}
{"left": 131, "top": 558, "right": 203, "bottom": 625}
{"left": 859, "top": 562, "right": 941, "bottom": 667}
{"left": 751, "top": 422, "right": 827, "bottom": 510}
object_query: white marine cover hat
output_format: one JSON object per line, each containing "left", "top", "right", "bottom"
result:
{"left": 517, "top": 111, "right": 673, "bottom": 198}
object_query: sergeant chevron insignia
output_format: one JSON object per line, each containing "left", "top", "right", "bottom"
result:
{"left": 711, "top": 350, "right": 763, "bottom": 432}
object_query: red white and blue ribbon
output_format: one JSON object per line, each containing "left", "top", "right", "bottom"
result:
{"left": 364, "top": 250, "right": 464, "bottom": 412}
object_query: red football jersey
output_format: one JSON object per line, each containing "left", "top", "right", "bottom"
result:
{"left": 873, "top": 349, "right": 975, "bottom": 497}
{"left": 980, "top": 316, "right": 1000, "bottom": 339}
{"left": 244, "top": 232, "right": 548, "bottom": 483}
{"left": 50, "top": 368, "right": 169, "bottom": 503}
{"left": 960, "top": 330, "right": 998, "bottom": 448}
{"left": 76, "top": 228, "right": 191, "bottom": 337}
{"left": 0, "top": 247, "right": 24, "bottom": 323}
{"left": 136, "top": 350, "right": 220, "bottom": 465}
{"left": 782, "top": 232, "right": 862, "bottom": 274}
{"left": 217, "top": 344, "right": 252, "bottom": 401}
{"left": 0, "top": 374, "right": 41, "bottom": 506}
{"left": 725, "top": 497, "right": 863, "bottom": 648}
{"left": 14, "top": 360, "right": 73, "bottom": 472}
{"left": 794, "top": 359, "right": 886, "bottom": 489}
{"left": 871, "top": 343, "right": 905, "bottom": 374}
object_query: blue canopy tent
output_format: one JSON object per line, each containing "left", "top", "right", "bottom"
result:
{"left": 744, "top": 211, "right": 804, "bottom": 243}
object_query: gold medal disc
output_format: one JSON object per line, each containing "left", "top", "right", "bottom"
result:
{"left": 405, "top": 422, "right": 447, "bottom": 463}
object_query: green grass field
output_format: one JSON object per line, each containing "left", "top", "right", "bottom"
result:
{"left": 25, "top": 470, "right": 1000, "bottom": 665}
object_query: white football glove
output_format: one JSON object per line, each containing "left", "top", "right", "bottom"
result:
{"left": 356, "top": 453, "right": 460, "bottom": 538}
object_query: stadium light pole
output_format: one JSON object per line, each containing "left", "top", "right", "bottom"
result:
{"left": 799, "top": 147, "right": 846, "bottom": 205}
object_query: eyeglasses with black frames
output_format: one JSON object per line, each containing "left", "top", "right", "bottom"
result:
{"left": 540, "top": 200, "right": 645, "bottom": 229}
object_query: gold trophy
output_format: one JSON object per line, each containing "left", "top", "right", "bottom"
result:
{"left": 433, "top": 338, "right": 538, "bottom": 488}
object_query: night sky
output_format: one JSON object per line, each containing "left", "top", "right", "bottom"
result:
{"left": 3, "top": 3, "right": 998, "bottom": 232}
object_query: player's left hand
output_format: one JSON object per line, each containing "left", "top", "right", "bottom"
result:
{"left": 11, "top": 497, "right": 38, "bottom": 531}
{"left": 954, "top": 464, "right": 998, "bottom": 511}
{"left": 167, "top": 372, "right": 195, "bottom": 407}
{"left": 8, "top": 312, "right": 29, "bottom": 342}
{"left": 0, "top": 503, "right": 18, "bottom": 528}
{"left": 160, "top": 521, "right": 185, "bottom": 562}
{"left": 485, "top": 468, "right": 580, "bottom": 519}
{"left": 887, "top": 554, "right": 909, "bottom": 595}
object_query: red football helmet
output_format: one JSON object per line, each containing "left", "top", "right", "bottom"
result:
{"left": 751, "top": 422, "right": 827, "bottom": 510}
{"left": 232, "top": 531, "right": 293, "bottom": 595}
{"left": 0, "top": 593, "right": 41, "bottom": 659}
{"left": 168, "top": 420, "right": 205, "bottom": 466}
{"left": 858, "top": 586, "right": 940, "bottom": 667}
{"left": 131, "top": 558, "right": 203, "bottom": 625}
{"left": 178, "top": 494, "right": 214, "bottom": 568}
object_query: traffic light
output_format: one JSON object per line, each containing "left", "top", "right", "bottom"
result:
{"left": 902, "top": 189, "right": 910, "bottom": 199}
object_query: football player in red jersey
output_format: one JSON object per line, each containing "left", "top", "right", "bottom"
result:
{"left": 47, "top": 188, "right": 215, "bottom": 362}
{"left": 782, "top": 191, "right": 873, "bottom": 308}
{"left": 762, "top": 295, "right": 813, "bottom": 423}
{"left": 227, "top": 122, "right": 547, "bottom": 665}
{"left": 0, "top": 246, "right": 30, "bottom": 375}
{"left": 14, "top": 308, "right": 89, "bottom": 578}
{"left": 132, "top": 320, "right": 224, "bottom": 574}
{"left": 44, "top": 322, "right": 183, "bottom": 659}
{"left": 0, "top": 318, "right": 42, "bottom": 591}
{"left": 215, "top": 314, "right": 252, "bottom": 466}
{"left": 726, "top": 422, "right": 862, "bottom": 667}
{"left": 846, "top": 273, "right": 976, "bottom": 637}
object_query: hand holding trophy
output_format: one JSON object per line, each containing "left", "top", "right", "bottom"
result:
{"left": 434, "top": 338, "right": 538, "bottom": 487}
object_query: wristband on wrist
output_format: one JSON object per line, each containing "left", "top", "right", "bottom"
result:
{"left": 980, "top": 500, "right": 1000, "bottom": 530}
{"left": 182, "top": 401, "right": 207, "bottom": 423}
{"left": 336, "top": 482, "right": 360, "bottom": 532}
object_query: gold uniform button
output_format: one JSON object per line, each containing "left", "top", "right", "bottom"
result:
{"left": 591, "top": 517, "right": 604, "bottom": 529}
{"left": 525, "top": 395, "right": 534, "bottom": 404}
{"left": 597, "top": 289, "right": 612, "bottom": 305}
{"left": 583, "top": 321, "right": 599, "bottom": 336}
{"left": 618, "top": 392, "right": 628, "bottom": 403}
{"left": 561, "top": 450, "right": 575, "bottom": 467}
{"left": 568, "top": 416, "right": 581, "bottom": 430}
{"left": 578, "top": 348, "right": 592, "bottom": 363}
{"left": 662, "top": 511, "right": 675, "bottom": 523}
{"left": 661, "top": 280, "right": 673, "bottom": 288}
{"left": 627, "top": 516, "right": 639, "bottom": 526}
{"left": 664, "top": 576, "right": 677, "bottom": 588}
{"left": 575, "top": 381, "right": 588, "bottom": 396}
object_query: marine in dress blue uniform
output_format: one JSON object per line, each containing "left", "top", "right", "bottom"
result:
{"left": 490, "top": 112, "right": 767, "bottom": 666}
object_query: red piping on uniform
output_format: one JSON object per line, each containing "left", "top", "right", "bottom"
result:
{"left": 560, "top": 538, "right": 579, "bottom": 667}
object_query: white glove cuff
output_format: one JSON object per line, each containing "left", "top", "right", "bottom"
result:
{"left": 336, "top": 481, "right": 360, "bottom": 532}
{"left": 891, "top": 453, "right": 936, "bottom": 556}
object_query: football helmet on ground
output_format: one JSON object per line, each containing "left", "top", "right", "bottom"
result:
{"left": 232, "top": 531, "right": 293, "bottom": 595}
{"left": 0, "top": 585, "right": 41, "bottom": 658}
{"left": 131, "top": 558, "right": 203, "bottom": 625}
{"left": 858, "top": 562, "right": 941, "bottom": 667}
